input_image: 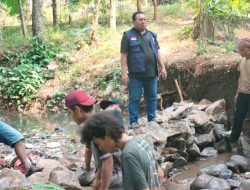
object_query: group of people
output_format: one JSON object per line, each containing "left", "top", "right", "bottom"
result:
{"left": 0, "top": 10, "right": 250, "bottom": 190}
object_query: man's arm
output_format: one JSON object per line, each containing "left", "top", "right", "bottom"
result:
{"left": 121, "top": 53, "right": 128, "bottom": 85}
{"left": 157, "top": 49, "right": 167, "bottom": 80}
{"left": 99, "top": 156, "right": 113, "bottom": 190}
{"left": 85, "top": 147, "right": 92, "bottom": 171}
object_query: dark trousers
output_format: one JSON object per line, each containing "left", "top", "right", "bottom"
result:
{"left": 230, "top": 93, "right": 250, "bottom": 142}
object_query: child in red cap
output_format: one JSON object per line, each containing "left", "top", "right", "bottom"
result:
{"left": 65, "top": 90, "right": 123, "bottom": 189}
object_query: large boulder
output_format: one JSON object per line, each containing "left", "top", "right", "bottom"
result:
{"left": 49, "top": 166, "right": 82, "bottom": 190}
{"left": 187, "top": 110, "right": 210, "bottom": 127}
{"left": 197, "top": 164, "right": 228, "bottom": 177}
{"left": 205, "top": 99, "right": 228, "bottom": 127}
{"left": 0, "top": 168, "right": 31, "bottom": 190}
{"left": 28, "top": 158, "right": 62, "bottom": 184}
{"left": 190, "top": 173, "right": 230, "bottom": 190}
{"left": 228, "top": 155, "right": 250, "bottom": 173}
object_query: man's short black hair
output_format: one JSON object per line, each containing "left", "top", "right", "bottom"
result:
{"left": 81, "top": 112, "right": 123, "bottom": 144}
{"left": 70, "top": 104, "right": 94, "bottom": 113}
{"left": 132, "top": 11, "right": 145, "bottom": 21}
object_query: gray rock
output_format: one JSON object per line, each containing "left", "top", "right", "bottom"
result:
{"left": 219, "top": 169, "right": 233, "bottom": 179}
{"left": 205, "top": 99, "right": 228, "bottom": 126}
{"left": 173, "top": 156, "right": 187, "bottom": 168}
{"left": 49, "top": 166, "right": 82, "bottom": 190}
{"left": 238, "top": 136, "right": 250, "bottom": 159}
{"left": 229, "top": 155, "right": 250, "bottom": 173}
{"left": 170, "top": 102, "right": 193, "bottom": 120}
{"left": 239, "top": 179, "right": 250, "bottom": 190}
{"left": 196, "top": 122, "right": 215, "bottom": 134}
{"left": 186, "top": 135, "right": 196, "bottom": 148}
{"left": 213, "top": 124, "right": 225, "bottom": 139}
{"left": 227, "top": 179, "right": 241, "bottom": 188}
{"left": 168, "top": 120, "right": 194, "bottom": 135}
{"left": 214, "top": 138, "right": 231, "bottom": 153}
{"left": 167, "top": 137, "right": 186, "bottom": 151}
{"left": 190, "top": 173, "right": 213, "bottom": 190}
{"left": 0, "top": 168, "right": 31, "bottom": 190}
{"left": 187, "top": 143, "right": 200, "bottom": 159}
{"left": 187, "top": 110, "right": 210, "bottom": 127}
{"left": 207, "top": 177, "right": 231, "bottom": 190}
{"left": 195, "top": 131, "right": 215, "bottom": 148}
{"left": 198, "top": 164, "right": 227, "bottom": 177}
{"left": 200, "top": 147, "right": 218, "bottom": 157}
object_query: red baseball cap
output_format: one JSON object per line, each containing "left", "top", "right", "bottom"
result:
{"left": 65, "top": 89, "right": 97, "bottom": 107}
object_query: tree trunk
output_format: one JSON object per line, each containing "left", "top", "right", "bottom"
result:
{"left": 110, "top": 0, "right": 116, "bottom": 31}
{"left": 52, "top": 0, "right": 57, "bottom": 27}
{"left": 90, "top": 0, "right": 100, "bottom": 48}
{"left": 199, "top": 0, "right": 214, "bottom": 40}
{"left": 18, "top": 0, "right": 27, "bottom": 37}
{"left": 153, "top": 0, "right": 158, "bottom": 20}
{"left": 69, "top": 13, "right": 72, "bottom": 25}
{"left": 32, "top": 0, "right": 44, "bottom": 41}
{"left": 137, "top": 0, "right": 141, "bottom": 12}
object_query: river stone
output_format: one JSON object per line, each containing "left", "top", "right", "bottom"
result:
{"left": 200, "top": 147, "right": 218, "bottom": 157}
{"left": 198, "top": 164, "right": 227, "bottom": 177}
{"left": 219, "top": 169, "right": 233, "bottom": 179}
{"left": 190, "top": 173, "right": 213, "bottom": 190}
{"left": 0, "top": 168, "right": 31, "bottom": 190}
{"left": 229, "top": 155, "right": 250, "bottom": 173}
{"left": 28, "top": 158, "right": 62, "bottom": 184}
{"left": 186, "top": 135, "right": 196, "bottom": 148}
{"left": 227, "top": 179, "right": 241, "bottom": 188}
{"left": 49, "top": 166, "right": 82, "bottom": 190}
{"left": 173, "top": 156, "right": 187, "bottom": 168}
{"left": 239, "top": 179, "right": 250, "bottom": 190}
{"left": 167, "top": 137, "right": 186, "bottom": 151}
{"left": 226, "top": 161, "right": 240, "bottom": 174}
{"left": 205, "top": 99, "right": 228, "bottom": 126}
{"left": 213, "top": 124, "right": 225, "bottom": 139}
{"left": 207, "top": 177, "right": 231, "bottom": 190}
{"left": 170, "top": 102, "right": 193, "bottom": 120}
{"left": 195, "top": 131, "right": 215, "bottom": 148}
{"left": 140, "top": 121, "right": 181, "bottom": 154}
{"left": 168, "top": 120, "right": 194, "bottom": 135}
{"left": 187, "top": 110, "right": 210, "bottom": 127}
{"left": 196, "top": 122, "right": 215, "bottom": 134}
{"left": 238, "top": 136, "right": 250, "bottom": 158}
{"left": 187, "top": 143, "right": 200, "bottom": 159}
{"left": 214, "top": 138, "right": 231, "bottom": 153}
{"left": 46, "top": 142, "right": 61, "bottom": 148}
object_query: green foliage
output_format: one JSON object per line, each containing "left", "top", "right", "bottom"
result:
{"left": 179, "top": 25, "right": 193, "bottom": 39}
{"left": 0, "top": 0, "right": 26, "bottom": 15}
{"left": 207, "top": 0, "right": 250, "bottom": 39}
{"left": 46, "top": 91, "right": 66, "bottom": 112}
{"left": 196, "top": 38, "right": 209, "bottom": 58}
{"left": 220, "top": 40, "right": 236, "bottom": 53}
{"left": 0, "top": 37, "right": 56, "bottom": 110}
{"left": 95, "top": 67, "right": 121, "bottom": 91}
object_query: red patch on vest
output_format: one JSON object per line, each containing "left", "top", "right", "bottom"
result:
{"left": 131, "top": 35, "right": 137, "bottom": 41}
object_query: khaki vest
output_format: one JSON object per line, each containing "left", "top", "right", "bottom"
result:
{"left": 238, "top": 58, "right": 250, "bottom": 94}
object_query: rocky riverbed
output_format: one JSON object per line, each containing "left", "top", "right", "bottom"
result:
{"left": 1, "top": 99, "right": 250, "bottom": 189}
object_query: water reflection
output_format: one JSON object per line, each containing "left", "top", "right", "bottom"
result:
{"left": 0, "top": 111, "right": 77, "bottom": 133}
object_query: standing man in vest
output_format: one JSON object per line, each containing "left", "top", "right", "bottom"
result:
{"left": 120, "top": 11, "right": 167, "bottom": 128}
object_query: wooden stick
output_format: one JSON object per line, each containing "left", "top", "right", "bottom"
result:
{"left": 174, "top": 79, "right": 184, "bottom": 102}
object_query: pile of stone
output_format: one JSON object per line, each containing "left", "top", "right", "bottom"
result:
{"left": 190, "top": 154, "right": 250, "bottom": 190}
{"left": 130, "top": 99, "right": 230, "bottom": 170}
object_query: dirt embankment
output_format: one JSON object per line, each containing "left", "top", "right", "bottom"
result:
{"left": 159, "top": 48, "right": 241, "bottom": 127}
